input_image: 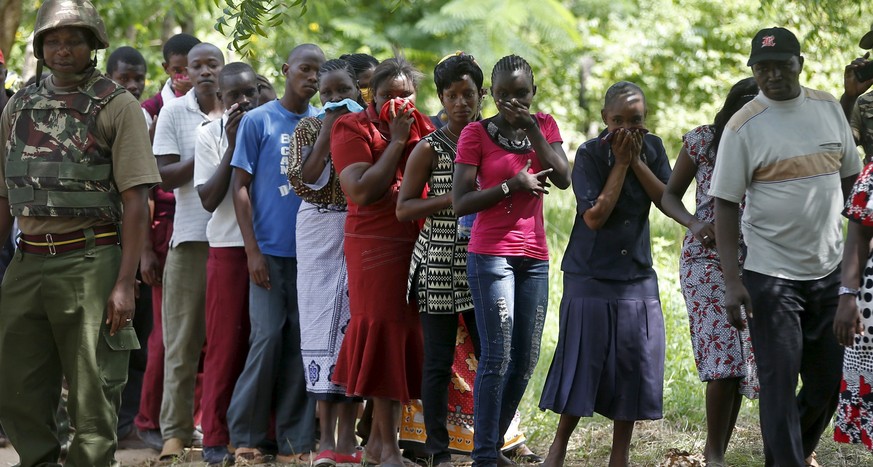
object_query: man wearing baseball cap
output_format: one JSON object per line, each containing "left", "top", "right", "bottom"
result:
{"left": 710, "top": 27, "right": 861, "bottom": 466}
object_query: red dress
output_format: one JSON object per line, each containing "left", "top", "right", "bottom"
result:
{"left": 330, "top": 104, "right": 431, "bottom": 402}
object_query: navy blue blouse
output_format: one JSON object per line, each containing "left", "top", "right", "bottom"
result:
{"left": 562, "top": 130, "right": 673, "bottom": 281}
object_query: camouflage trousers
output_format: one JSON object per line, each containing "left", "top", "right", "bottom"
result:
{"left": 0, "top": 240, "right": 138, "bottom": 467}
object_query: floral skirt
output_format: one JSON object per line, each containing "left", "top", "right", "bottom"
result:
{"left": 680, "top": 256, "right": 758, "bottom": 398}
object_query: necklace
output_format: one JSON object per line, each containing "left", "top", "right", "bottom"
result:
{"left": 485, "top": 119, "right": 532, "bottom": 154}
{"left": 442, "top": 124, "right": 460, "bottom": 141}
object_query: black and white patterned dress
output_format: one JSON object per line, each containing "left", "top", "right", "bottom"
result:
{"left": 407, "top": 128, "right": 473, "bottom": 315}
{"left": 836, "top": 162, "right": 873, "bottom": 451}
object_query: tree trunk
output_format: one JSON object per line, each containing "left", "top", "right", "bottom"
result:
{"left": 0, "top": 0, "right": 23, "bottom": 60}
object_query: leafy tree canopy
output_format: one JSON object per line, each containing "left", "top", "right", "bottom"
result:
{"left": 3, "top": 0, "right": 873, "bottom": 154}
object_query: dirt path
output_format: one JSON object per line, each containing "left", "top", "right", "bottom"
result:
{"left": 0, "top": 436, "right": 193, "bottom": 467}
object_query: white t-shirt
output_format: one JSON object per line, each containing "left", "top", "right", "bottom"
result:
{"left": 710, "top": 87, "right": 862, "bottom": 280}
{"left": 153, "top": 89, "right": 214, "bottom": 246}
{"left": 193, "top": 116, "right": 243, "bottom": 247}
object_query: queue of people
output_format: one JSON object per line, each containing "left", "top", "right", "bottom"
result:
{"left": 4, "top": 2, "right": 873, "bottom": 467}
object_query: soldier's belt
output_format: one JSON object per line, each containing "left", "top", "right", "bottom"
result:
{"left": 18, "top": 224, "right": 119, "bottom": 255}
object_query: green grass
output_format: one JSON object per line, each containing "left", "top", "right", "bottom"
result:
{"left": 523, "top": 187, "right": 873, "bottom": 466}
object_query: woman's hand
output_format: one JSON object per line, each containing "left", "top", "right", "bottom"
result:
{"left": 611, "top": 129, "right": 643, "bottom": 167}
{"left": 834, "top": 294, "right": 863, "bottom": 347}
{"left": 508, "top": 159, "right": 553, "bottom": 197}
{"left": 689, "top": 220, "right": 716, "bottom": 248}
{"left": 388, "top": 99, "right": 414, "bottom": 144}
{"left": 498, "top": 98, "right": 536, "bottom": 130}
{"left": 323, "top": 106, "right": 350, "bottom": 129}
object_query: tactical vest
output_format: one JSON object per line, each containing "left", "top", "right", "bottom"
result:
{"left": 5, "top": 74, "right": 125, "bottom": 221}
{"left": 858, "top": 93, "right": 873, "bottom": 164}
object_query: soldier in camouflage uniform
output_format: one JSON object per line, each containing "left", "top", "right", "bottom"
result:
{"left": 840, "top": 23, "right": 873, "bottom": 163}
{"left": 0, "top": 1, "right": 161, "bottom": 466}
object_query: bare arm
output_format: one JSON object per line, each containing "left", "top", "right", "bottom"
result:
{"left": 452, "top": 163, "right": 502, "bottom": 218}
{"left": 834, "top": 220, "right": 873, "bottom": 346}
{"left": 106, "top": 185, "right": 149, "bottom": 335}
{"left": 528, "top": 130, "right": 570, "bottom": 189}
{"left": 662, "top": 147, "right": 716, "bottom": 248}
{"left": 497, "top": 100, "right": 570, "bottom": 189}
{"left": 232, "top": 168, "right": 270, "bottom": 290}
{"left": 844, "top": 174, "right": 860, "bottom": 201}
{"left": 198, "top": 145, "right": 234, "bottom": 212}
{"left": 452, "top": 159, "right": 552, "bottom": 218}
{"left": 581, "top": 130, "right": 639, "bottom": 230}
{"left": 198, "top": 108, "right": 245, "bottom": 212}
{"left": 714, "top": 197, "right": 752, "bottom": 329}
{"left": 156, "top": 154, "right": 194, "bottom": 191}
{"left": 396, "top": 141, "right": 450, "bottom": 222}
{"left": 339, "top": 103, "right": 414, "bottom": 206}
{"left": 302, "top": 110, "right": 347, "bottom": 184}
{"left": 630, "top": 156, "right": 667, "bottom": 212}
{"left": 139, "top": 189, "right": 161, "bottom": 286}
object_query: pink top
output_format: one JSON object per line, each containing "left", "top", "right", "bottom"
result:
{"left": 455, "top": 112, "right": 562, "bottom": 260}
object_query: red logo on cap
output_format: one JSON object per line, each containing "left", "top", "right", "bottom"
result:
{"left": 762, "top": 35, "right": 776, "bottom": 47}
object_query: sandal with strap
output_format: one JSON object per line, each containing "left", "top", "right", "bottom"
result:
{"left": 234, "top": 447, "right": 268, "bottom": 465}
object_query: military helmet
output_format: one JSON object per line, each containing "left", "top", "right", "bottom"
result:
{"left": 33, "top": 0, "right": 109, "bottom": 59}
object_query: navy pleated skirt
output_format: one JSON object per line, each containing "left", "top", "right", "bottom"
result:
{"left": 538, "top": 273, "right": 665, "bottom": 421}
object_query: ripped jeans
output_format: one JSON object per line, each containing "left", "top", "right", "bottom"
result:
{"left": 468, "top": 253, "right": 548, "bottom": 466}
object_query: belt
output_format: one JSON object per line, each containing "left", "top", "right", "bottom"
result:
{"left": 18, "top": 224, "right": 119, "bottom": 255}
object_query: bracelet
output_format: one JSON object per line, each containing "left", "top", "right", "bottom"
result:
{"left": 839, "top": 286, "right": 860, "bottom": 296}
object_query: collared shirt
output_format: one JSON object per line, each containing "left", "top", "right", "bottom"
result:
{"left": 153, "top": 88, "right": 215, "bottom": 246}
{"left": 563, "top": 130, "right": 672, "bottom": 280}
{"left": 710, "top": 88, "right": 862, "bottom": 280}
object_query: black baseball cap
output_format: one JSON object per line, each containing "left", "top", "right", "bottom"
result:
{"left": 747, "top": 27, "right": 801, "bottom": 66}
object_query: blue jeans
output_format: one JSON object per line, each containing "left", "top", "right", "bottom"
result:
{"left": 227, "top": 255, "right": 315, "bottom": 454}
{"left": 468, "top": 253, "right": 548, "bottom": 466}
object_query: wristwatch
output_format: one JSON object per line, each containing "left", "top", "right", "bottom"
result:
{"left": 839, "top": 286, "right": 860, "bottom": 296}
{"left": 500, "top": 180, "right": 510, "bottom": 196}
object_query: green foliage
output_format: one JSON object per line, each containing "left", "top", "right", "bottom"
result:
{"left": 6, "top": 0, "right": 871, "bottom": 153}
{"left": 213, "top": 0, "right": 292, "bottom": 57}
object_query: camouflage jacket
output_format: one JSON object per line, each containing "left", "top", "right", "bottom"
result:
{"left": 853, "top": 92, "right": 873, "bottom": 163}
{"left": 5, "top": 73, "right": 125, "bottom": 221}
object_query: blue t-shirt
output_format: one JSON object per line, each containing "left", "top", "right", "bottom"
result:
{"left": 231, "top": 99, "right": 318, "bottom": 257}
{"left": 562, "top": 130, "right": 672, "bottom": 281}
